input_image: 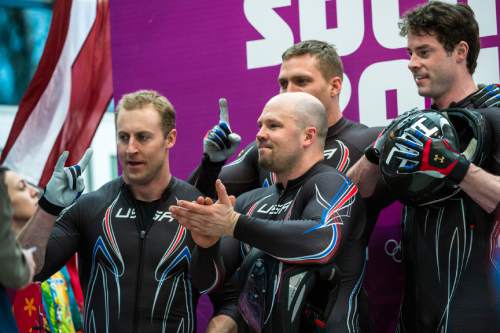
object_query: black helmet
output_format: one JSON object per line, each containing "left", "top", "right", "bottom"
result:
{"left": 379, "top": 108, "right": 490, "bottom": 206}
{"left": 444, "top": 108, "right": 491, "bottom": 168}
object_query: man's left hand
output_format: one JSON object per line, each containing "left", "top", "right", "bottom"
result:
{"left": 189, "top": 196, "right": 219, "bottom": 248}
{"left": 39, "top": 148, "right": 93, "bottom": 215}
{"left": 392, "top": 128, "right": 470, "bottom": 184}
{"left": 204, "top": 98, "right": 241, "bottom": 162}
{"left": 170, "top": 180, "right": 239, "bottom": 238}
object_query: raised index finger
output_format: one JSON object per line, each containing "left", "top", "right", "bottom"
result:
{"left": 219, "top": 98, "right": 229, "bottom": 124}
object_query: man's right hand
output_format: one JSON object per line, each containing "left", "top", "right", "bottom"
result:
{"left": 204, "top": 98, "right": 241, "bottom": 162}
{"left": 38, "top": 148, "right": 93, "bottom": 216}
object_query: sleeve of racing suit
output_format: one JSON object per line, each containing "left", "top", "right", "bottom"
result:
{"left": 188, "top": 142, "right": 261, "bottom": 198}
{"left": 208, "top": 276, "right": 242, "bottom": 323}
{"left": 233, "top": 172, "right": 365, "bottom": 265}
{"left": 190, "top": 236, "right": 242, "bottom": 294}
{"left": 35, "top": 201, "right": 81, "bottom": 281}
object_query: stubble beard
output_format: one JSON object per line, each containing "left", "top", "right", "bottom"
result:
{"left": 258, "top": 150, "right": 297, "bottom": 175}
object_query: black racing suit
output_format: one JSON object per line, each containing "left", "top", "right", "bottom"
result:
{"left": 398, "top": 92, "right": 500, "bottom": 332}
{"left": 191, "top": 163, "right": 367, "bottom": 332}
{"left": 36, "top": 177, "right": 237, "bottom": 333}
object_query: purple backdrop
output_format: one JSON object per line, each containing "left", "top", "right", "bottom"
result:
{"left": 109, "top": 1, "right": 500, "bottom": 331}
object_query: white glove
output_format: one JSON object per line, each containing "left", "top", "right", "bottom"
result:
{"left": 39, "top": 148, "right": 93, "bottom": 215}
{"left": 203, "top": 98, "right": 241, "bottom": 162}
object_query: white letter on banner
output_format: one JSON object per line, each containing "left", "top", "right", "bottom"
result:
{"left": 298, "top": 0, "right": 364, "bottom": 56}
{"left": 468, "top": 0, "right": 497, "bottom": 37}
{"left": 358, "top": 59, "right": 425, "bottom": 127}
{"left": 372, "top": 0, "right": 406, "bottom": 49}
{"left": 244, "top": 0, "right": 293, "bottom": 69}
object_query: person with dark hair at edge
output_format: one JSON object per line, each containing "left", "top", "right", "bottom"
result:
{"left": 347, "top": 2, "right": 500, "bottom": 332}
{"left": 0, "top": 166, "right": 36, "bottom": 333}
{"left": 1, "top": 166, "right": 84, "bottom": 332}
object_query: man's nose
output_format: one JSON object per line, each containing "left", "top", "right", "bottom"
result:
{"left": 256, "top": 127, "right": 268, "bottom": 143}
{"left": 408, "top": 54, "right": 421, "bottom": 71}
{"left": 126, "top": 137, "right": 138, "bottom": 154}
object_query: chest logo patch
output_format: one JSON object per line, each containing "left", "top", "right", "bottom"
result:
{"left": 256, "top": 200, "right": 292, "bottom": 215}
{"left": 324, "top": 148, "right": 337, "bottom": 160}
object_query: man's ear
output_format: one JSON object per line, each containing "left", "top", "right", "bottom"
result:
{"left": 455, "top": 40, "right": 469, "bottom": 64}
{"left": 165, "top": 129, "right": 177, "bottom": 149}
{"left": 329, "top": 76, "right": 342, "bottom": 97}
{"left": 303, "top": 127, "right": 317, "bottom": 147}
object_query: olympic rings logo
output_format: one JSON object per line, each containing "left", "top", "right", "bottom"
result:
{"left": 384, "top": 239, "right": 402, "bottom": 263}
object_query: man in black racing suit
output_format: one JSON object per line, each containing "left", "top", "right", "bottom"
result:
{"left": 188, "top": 40, "right": 391, "bottom": 331}
{"left": 18, "top": 90, "right": 236, "bottom": 333}
{"left": 175, "top": 92, "right": 367, "bottom": 332}
{"left": 348, "top": 2, "right": 500, "bottom": 332}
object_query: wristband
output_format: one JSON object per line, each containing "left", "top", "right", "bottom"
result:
{"left": 38, "top": 194, "right": 64, "bottom": 216}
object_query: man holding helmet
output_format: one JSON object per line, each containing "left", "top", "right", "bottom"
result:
{"left": 348, "top": 1, "right": 500, "bottom": 332}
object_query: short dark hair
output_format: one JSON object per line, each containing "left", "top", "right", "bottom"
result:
{"left": 282, "top": 40, "right": 344, "bottom": 81}
{"left": 116, "top": 90, "right": 176, "bottom": 137}
{"left": 399, "top": 1, "right": 480, "bottom": 74}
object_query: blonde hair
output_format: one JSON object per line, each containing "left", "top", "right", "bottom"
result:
{"left": 116, "top": 90, "right": 175, "bottom": 136}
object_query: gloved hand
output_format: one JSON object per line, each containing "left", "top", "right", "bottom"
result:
{"left": 38, "top": 148, "right": 93, "bottom": 215}
{"left": 364, "top": 108, "right": 420, "bottom": 164}
{"left": 364, "top": 129, "right": 386, "bottom": 164}
{"left": 392, "top": 128, "right": 470, "bottom": 184}
{"left": 469, "top": 83, "right": 500, "bottom": 108}
{"left": 203, "top": 98, "right": 241, "bottom": 162}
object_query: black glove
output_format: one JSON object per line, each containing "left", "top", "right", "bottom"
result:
{"left": 391, "top": 128, "right": 470, "bottom": 184}
{"left": 204, "top": 98, "right": 241, "bottom": 162}
{"left": 469, "top": 83, "right": 500, "bottom": 108}
{"left": 364, "top": 108, "right": 421, "bottom": 164}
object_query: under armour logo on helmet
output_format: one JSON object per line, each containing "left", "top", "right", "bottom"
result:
{"left": 434, "top": 154, "right": 445, "bottom": 163}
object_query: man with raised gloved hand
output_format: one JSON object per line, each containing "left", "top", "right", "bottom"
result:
{"left": 18, "top": 90, "right": 238, "bottom": 333}
{"left": 189, "top": 39, "right": 398, "bottom": 332}
{"left": 174, "top": 92, "right": 367, "bottom": 333}
{"left": 347, "top": 2, "right": 500, "bottom": 332}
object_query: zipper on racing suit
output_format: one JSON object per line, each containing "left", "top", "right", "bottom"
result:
{"left": 132, "top": 200, "right": 154, "bottom": 333}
